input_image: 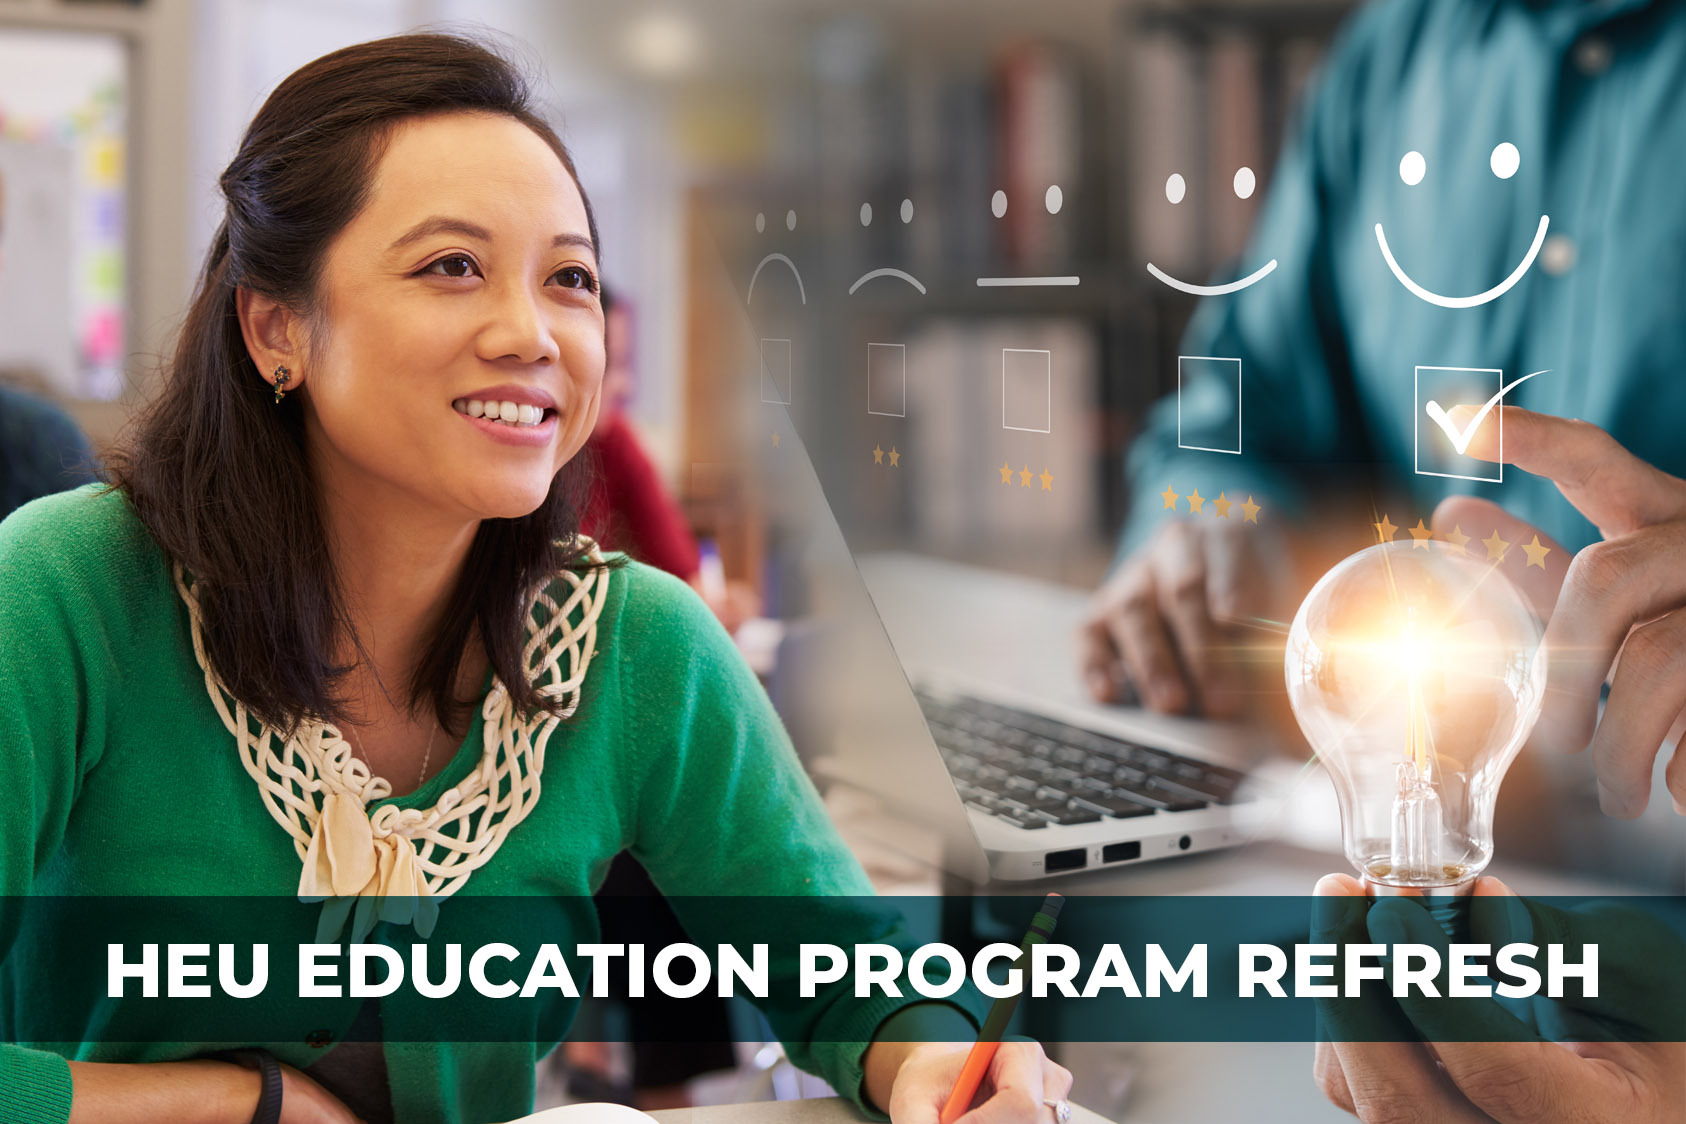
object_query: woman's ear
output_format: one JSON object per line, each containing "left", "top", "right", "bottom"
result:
{"left": 235, "top": 286, "right": 308, "bottom": 395}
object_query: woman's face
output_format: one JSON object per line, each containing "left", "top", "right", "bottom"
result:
{"left": 301, "top": 111, "right": 605, "bottom": 524}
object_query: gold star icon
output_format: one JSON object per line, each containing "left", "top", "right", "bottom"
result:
{"left": 771, "top": 432, "right": 780, "bottom": 448}
{"left": 1161, "top": 485, "right": 1180, "bottom": 510}
{"left": 1442, "top": 525, "right": 1470, "bottom": 553}
{"left": 1019, "top": 465, "right": 1033, "bottom": 487}
{"left": 888, "top": 446, "right": 900, "bottom": 467}
{"left": 872, "top": 444, "right": 884, "bottom": 465}
{"left": 1001, "top": 462, "right": 1013, "bottom": 484}
{"left": 1409, "top": 519, "right": 1433, "bottom": 548}
{"left": 1374, "top": 515, "right": 1398, "bottom": 542}
{"left": 1522, "top": 535, "right": 1551, "bottom": 569}
{"left": 1241, "top": 495, "right": 1260, "bottom": 524}
{"left": 1187, "top": 489, "right": 1205, "bottom": 514}
{"left": 1213, "top": 492, "right": 1232, "bottom": 519}
{"left": 1039, "top": 468, "right": 1053, "bottom": 491}
{"left": 1484, "top": 529, "right": 1510, "bottom": 561}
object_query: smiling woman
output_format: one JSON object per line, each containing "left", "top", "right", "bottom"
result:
{"left": 0, "top": 31, "right": 1068, "bottom": 1124}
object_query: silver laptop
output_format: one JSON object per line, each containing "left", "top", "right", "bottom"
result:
{"left": 764, "top": 413, "right": 1280, "bottom": 884}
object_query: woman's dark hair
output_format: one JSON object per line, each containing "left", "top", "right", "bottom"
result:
{"left": 107, "top": 32, "right": 606, "bottom": 733}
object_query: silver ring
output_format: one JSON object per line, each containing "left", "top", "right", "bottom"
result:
{"left": 1043, "top": 1099, "right": 1072, "bottom": 1123}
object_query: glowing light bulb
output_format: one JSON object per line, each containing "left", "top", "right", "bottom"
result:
{"left": 1284, "top": 541, "right": 1545, "bottom": 892}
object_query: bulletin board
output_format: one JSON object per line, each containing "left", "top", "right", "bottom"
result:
{"left": 0, "top": 27, "right": 127, "bottom": 400}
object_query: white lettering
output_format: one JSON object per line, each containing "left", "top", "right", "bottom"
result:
{"left": 1295, "top": 943, "right": 1338, "bottom": 999}
{"left": 653, "top": 944, "right": 712, "bottom": 999}
{"left": 1237, "top": 944, "right": 1286, "bottom": 998}
{"left": 974, "top": 942, "right": 1025, "bottom": 1000}
{"left": 299, "top": 944, "right": 341, "bottom": 998}
{"left": 1079, "top": 944, "right": 1140, "bottom": 999}
{"left": 911, "top": 945, "right": 968, "bottom": 1000}
{"left": 168, "top": 943, "right": 211, "bottom": 999}
{"left": 349, "top": 945, "right": 404, "bottom": 999}
{"left": 1147, "top": 944, "right": 1206, "bottom": 997}
{"left": 469, "top": 943, "right": 520, "bottom": 998}
{"left": 1031, "top": 943, "right": 1082, "bottom": 999}
{"left": 108, "top": 944, "right": 158, "bottom": 999}
{"left": 1549, "top": 943, "right": 1597, "bottom": 999}
{"left": 801, "top": 945, "right": 848, "bottom": 997}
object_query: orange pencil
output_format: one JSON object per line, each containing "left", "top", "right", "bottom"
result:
{"left": 938, "top": 893, "right": 1065, "bottom": 1123}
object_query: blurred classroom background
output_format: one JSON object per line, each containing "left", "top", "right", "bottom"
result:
{"left": 0, "top": 0, "right": 1360, "bottom": 1111}
{"left": 0, "top": 0, "right": 1357, "bottom": 597}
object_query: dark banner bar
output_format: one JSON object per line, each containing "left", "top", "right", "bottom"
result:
{"left": 4, "top": 894, "right": 1681, "bottom": 1044}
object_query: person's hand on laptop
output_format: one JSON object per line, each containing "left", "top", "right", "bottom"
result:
{"left": 1080, "top": 518, "right": 1285, "bottom": 717}
{"left": 1434, "top": 404, "right": 1686, "bottom": 818}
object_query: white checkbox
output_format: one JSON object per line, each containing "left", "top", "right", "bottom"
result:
{"left": 1415, "top": 365, "right": 1504, "bottom": 483}
{"left": 1002, "top": 348, "right": 1052, "bottom": 433}
{"left": 867, "top": 343, "right": 906, "bottom": 417}
{"left": 760, "top": 338, "right": 793, "bottom": 405}
{"left": 1177, "top": 356, "right": 1242, "bottom": 454}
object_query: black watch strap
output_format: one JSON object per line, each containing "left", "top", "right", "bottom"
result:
{"left": 209, "top": 1049, "right": 283, "bottom": 1124}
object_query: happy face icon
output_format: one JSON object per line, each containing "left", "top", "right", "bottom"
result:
{"left": 1146, "top": 167, "right": 1279, "bottom": 295}
{"left": 1375, "top": 142, "right": 1550, "bottom": 309}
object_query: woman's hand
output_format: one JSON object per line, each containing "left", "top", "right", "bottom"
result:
{"left": 274, "top": 1061, "right": 365, "bottom": 1124}
{"left": 876, "top": 1040, "right": 1073, "bottom": 1124}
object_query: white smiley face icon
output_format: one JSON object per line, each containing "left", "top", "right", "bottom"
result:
{"left": 1376, "top": 142, "right": 1550, "bottom": 309}
{"left": 1146, "top": 167, "right": 1279, "bottom": 295}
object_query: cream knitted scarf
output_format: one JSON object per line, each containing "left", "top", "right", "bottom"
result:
{"left": 175, "top": 550, "right": 610, "bottom": 941}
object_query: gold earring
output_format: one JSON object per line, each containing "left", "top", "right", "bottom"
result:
{"left": 272, "top": 365, "right": 291, "bottom": 403}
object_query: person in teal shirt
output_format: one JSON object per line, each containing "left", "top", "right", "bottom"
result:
{"left": 1082, "top": 2, "right": 1686, "bottom": 1116}
{"left": 1084, "top": 0, "right": 1686, "bottom": 807}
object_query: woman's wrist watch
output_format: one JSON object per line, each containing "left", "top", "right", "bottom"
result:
{"left": 211, "top": 1049, "right": 284, "bottom": 1124}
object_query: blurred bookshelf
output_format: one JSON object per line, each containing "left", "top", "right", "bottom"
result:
{"left": 701, "top": 0, "right": 1356, "bottom": 588}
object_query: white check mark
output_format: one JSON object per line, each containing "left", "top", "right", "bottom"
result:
{"left": 1425, "top": 369, "right": 1550, "bottom": 455}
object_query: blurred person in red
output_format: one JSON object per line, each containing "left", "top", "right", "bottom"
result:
{"left": 580, "top": 287, "right": 758, "bottom": 633}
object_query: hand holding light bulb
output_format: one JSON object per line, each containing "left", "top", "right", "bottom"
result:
{"left": 1309, "top": 874, "right": 1685, "bottom": 1124}
{"left": 1432, "top": 404, "right": 1686, "bottom": 819}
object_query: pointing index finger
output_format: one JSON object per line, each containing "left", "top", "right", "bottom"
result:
{"left": 1450, "top": 405, "right": 1686, "bottom": 537}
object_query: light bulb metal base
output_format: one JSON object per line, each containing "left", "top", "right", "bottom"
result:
{"left": 1362, "top": 872, "right": 1477, "bottom": 941}
{"left": 1360, "top": 872, "right": 1477, "bottom": 899}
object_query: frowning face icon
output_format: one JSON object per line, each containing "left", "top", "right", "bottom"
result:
{"left": 849, "top": 197, "right": 927, "bottom": 296}
{"left": 1375, "top": 142, "right": 1550, "bottom": 309}
{"left": 747, "top": 208, "right": 807, "bottom": 306}
{"left": 1146, "top": 167, "right": 1278, "bottom": 295}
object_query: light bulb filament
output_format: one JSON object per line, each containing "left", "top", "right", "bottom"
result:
{"left": 1391, "top": 759, "right": 1444, "bottom": 881}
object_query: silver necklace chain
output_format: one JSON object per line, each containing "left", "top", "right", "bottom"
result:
{"left": 348, "top": 721, "right": 441, "bottom": 791}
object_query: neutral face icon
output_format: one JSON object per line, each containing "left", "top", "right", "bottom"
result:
{"left": 976, "top": 185, "right": 1080, "bottom": 287}
{"left": 1146, "top": 167, "right": 1278, "bottom": 295}
{"left": 1375, "top": 142, "right": 1550, "bottom": 309}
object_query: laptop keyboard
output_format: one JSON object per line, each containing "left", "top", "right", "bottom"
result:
{"left": 915, "top": 690, "right": 1246, "bottom": 831}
